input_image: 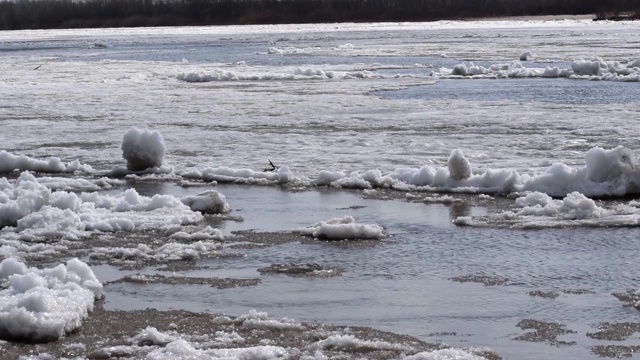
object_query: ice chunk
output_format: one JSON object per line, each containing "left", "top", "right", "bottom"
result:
{"left": 181, "top": 190, "right": 230, "bottom": 214}
{"left": 584, "top": 146, "right": 636, "bottom": 183}
{"left": 295, "top": 216, "right": 386, "bottom": 240}
{"left": 121, "top": 128, "right": 165, "bottom": 171}
{"left": 448, "top": 149, "right": 471, "bottom": 181}
{"left": 0, "top": 258, "right": 103, "bottom": 342}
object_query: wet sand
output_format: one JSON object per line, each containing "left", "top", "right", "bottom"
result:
{"left": 0, "top": 301, "right": 501, "bottom": 360}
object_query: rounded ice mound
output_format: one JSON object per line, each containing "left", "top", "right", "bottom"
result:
{"left": 585, "top": 146, "right": 637, "bottom": 183}
{"left": 520, "top": 51, "right": 533, "bottom": 61}
{"left": 180, "top": 190, "right": 231, "bottom": 214}
{"left": 571, "top": 59, "right": 602, "bottom": 76}
{"left": 121, "top": 128, "right": 165, "bottom": 171}
{"left": 295, "top": 216, "right": 386, "bottom": 240}
{"left": 448, "top": 149, "right": 471, "bottom": 181}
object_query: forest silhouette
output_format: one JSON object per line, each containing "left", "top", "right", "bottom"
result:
{"left": 0, "top": 0, "right": 638, "bottom": 30}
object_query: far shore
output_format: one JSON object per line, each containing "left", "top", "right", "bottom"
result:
{"left": 473, "top": 14, "right": 595, "bottom": 21}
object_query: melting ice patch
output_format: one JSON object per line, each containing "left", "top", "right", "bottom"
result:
{"left": 90, "top": 240, "right": 224, "bottom": 265}
{"left": 294, "top": 215, "right": 386, "bottom": 240}
{"left": 181, "top": 165, "right": 302, "bottom": 186}
{"left": 177, "top": 66, "right": 393, "bottom": 82}
{"left": 405, "top": 349, "right": 489, "bottom": 360}
{"left": 237, "top": 310, "right": 305, "bottom": 331}
{"left": 0, "top": 258, "right": 103, "bottom": 342}
{"left": 453, "top": 191, "right": 640, "bottom": 228}
{"left": 267, "top": 43, "right": 354, "bottom": 55}
{"left": 178, "top": 68, "right": 335, "bottom": 82}
{"left": 437, "top": 58, "right": 640, "bottom": 81}
{"left": 0, "top": 150, "right": 92, "bottom": 174}
{"left": 29, "top": 176, "right": 123, "bottom": 192}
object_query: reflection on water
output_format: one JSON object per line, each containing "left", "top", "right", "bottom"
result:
{"left": 448, "top": 201, "right": 471, "bottom": 219}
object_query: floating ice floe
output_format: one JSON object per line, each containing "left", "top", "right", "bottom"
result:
{"left": 405, "top": 348, "right": 490, "bottom": 360}
{"left": 238, "top": 310, "right": 305, "bottom": 331}
{"left": 90, "top": 240, "right": 223, "bottom": 264}
{"left": 267, "top": 43, "right": 353, "bottom": 55}
{"left": 176, "top": 66, "right": 390, "bottom": 82}
{"left": 0, "top": 258, "right": 103, "bottom": 342}
{"left": 177, "top": 67, "right": 335, "bottom": 82}
{"left": 29, "top": 176, "right": 123, "bottom": 192}
{"left": 0, "top": 150, "right": 92, "bottom": 174}
{"left": 295, "top": 215, "right": 386, "bottom": 240}
{"left": 0, "top": 172, "right": 228, "bottom": 241}
{"left": 453, "top": 190, "right": 640, "bottom": 229}
{"left": 181, "top": 165, "right": 302, "bottom": 186}
{"left": 438, "top": 57, "right": 640, "bottom": 81}
{"left": 180, "top": 190, "right": 231, "bottom": 214}
{"left": 317, "top": 146, "right": 640, "bottom": 198}
{"left": 168, "top": 225, "right": 224, "bottom": 241}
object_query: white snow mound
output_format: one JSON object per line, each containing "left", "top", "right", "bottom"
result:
{"left": 0, "top": 172, "right": 206, "bottom": 239}
{"left": 0, "top": 150, "right": 92, "bottom": 174}
{"left": 121, "top": 128, "right": 166, "bottom": 171}
{"left": 438, "top": 57, "right": 639, "bottom": 81}
{"left": 0, "top": 258, "right": 103, "bottom": 342}
{"left": 181, "top": 190, "right": 230, "bottom": 214}
{"left": 295, "top": 216, "right": 386, "bottom": 240}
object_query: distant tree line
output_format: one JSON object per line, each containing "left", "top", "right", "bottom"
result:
{"left": 0, "top": 0, "right": 638, "bottom": 30}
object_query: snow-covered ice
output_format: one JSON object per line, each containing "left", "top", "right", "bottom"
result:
{"left": 0, "top": 258, "right": 103, "bottom": 341}
{"left": 0, "top": 151, "right": 92, "bottom": 174}
{"left": 438, "top": 58, "right": 640, "bottom": 81}
{"left": 0, "top": 172, "right": 226, "bottom": 241}
{"left": 295, "top": 215, "right": 386, "bottom": 240}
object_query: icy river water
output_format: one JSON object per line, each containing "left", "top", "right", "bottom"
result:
{"left": 1, "top": 19, "right": 640, "bottom": 360}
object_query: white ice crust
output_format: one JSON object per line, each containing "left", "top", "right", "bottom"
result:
{"left": 314, "top": 146, "right": 640, "bottom": 198}
{"left": 0, "top": 258, "right": 103, "bottom": 341}
{"left": 181, "top": 190, "right": 231, "bottom": 214}
{"left": 0, "top": 171, "right": 231, "bottom": 240}
{"left": 439, "top": 58, "right": 640, "bottom": 81}
{"left": 182, "top": 166, "right": 298, "bottom": 186}
{"left": 0, "top": 150, "right": 92, "bottom": 174}
{"left": 452, "top": 190, "right": 640, "bottom": 229}
{"left": 178, "top": 58, "right": 640, "bottom": 83}
{"left": 295, "top": 216, "right": 386, "bottom": 240}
